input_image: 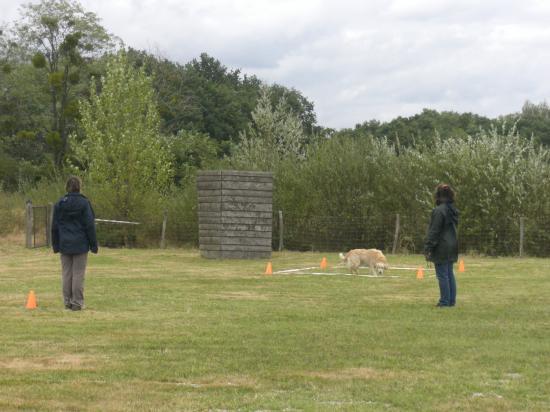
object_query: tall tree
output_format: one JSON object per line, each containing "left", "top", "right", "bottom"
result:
{"left": 515, "top": 100, "right": 550, "bottom": 146}
{"left": 15, "top": 0, "right": 115, "bottom": 165}
{"left": 267, "top": 83, "right": 317, "bottom": 136}
{"left": 233, "top": 86, "right": 308, "bottom": 171}
{"left": 185, "top": 53, "right": 261, "bottom": 153}
{"left": 1, "top": 25, "right": 55, "bottom": 190}
{"left": 74, "top": 52, "right": 173, "bottom": 220}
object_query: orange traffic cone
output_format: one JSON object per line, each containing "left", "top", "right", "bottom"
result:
{"left": 25, "top": 290, "right": 37, "bottom": 309}
{"left": 458, "top": 259, "right": 465, "bottom": 273}
{"left": 416, "top": 267, "right": 424, "bottom": 279}
{"left": 320, "top": 257, "right": 328, "bottom": 270}
{"left": 264, "top": 262, "right": 273, "bottom": 275}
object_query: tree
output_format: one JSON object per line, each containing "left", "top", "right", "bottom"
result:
{"left": 267, "top": 83, "right": 317, "bottom": 136}
{"left": 15, "top": 0, "right": 115, "bottom": 165}
{"left": 184, "top": 53, "right": 261, "bottom": 153}
{"left": 168, "top": 130, "right": 219, "bottom": 186}
{"left": 125, "top": 48, "right": 203, "bottom": 136}
{"left": 124, "top": 51, "right": 320, "bottom": 153}
{"left": 233, "top": 86, "right": 308, "bottom": 170}
{"left": 0, "top": 26, "right": 12, "bottom": 71}
{"left": 351, "top": 108, "right": 493, "bottom": 148}
{"left": 515, "top": 100, "right": 550, "bottom": 146}
{"left": 74, "top": 52, "right": 173, "bottom": 220}
{"left": 0, "top": 25, "right": 56, "bottom": 190}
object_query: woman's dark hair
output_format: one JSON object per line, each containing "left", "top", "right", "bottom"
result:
{"left": 434, "top": 183, "right": 454, "bottom": 205}
{"left": 66, "top": 176, "right": 81, "bottom": 193}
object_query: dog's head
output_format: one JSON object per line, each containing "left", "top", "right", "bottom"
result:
{"left": 375, "top": 262, "right": 387, "bottom": 276}
{"left": 339, "top": 252, "right": 346, "bottom": 261}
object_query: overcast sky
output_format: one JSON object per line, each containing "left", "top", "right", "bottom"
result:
{"left": 2, "top": 0, "right": 550, "bottom": 129}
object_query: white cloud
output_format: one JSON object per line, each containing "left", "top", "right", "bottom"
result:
{"left": 2, "top": 0, "right": 550, "bottom": 128}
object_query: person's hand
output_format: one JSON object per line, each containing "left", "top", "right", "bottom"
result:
{"left": 91, "top": 246, "right": 98, "bottom": 254}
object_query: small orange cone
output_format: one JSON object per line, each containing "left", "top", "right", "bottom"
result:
{"left": 320, "top": 257, "right": 328, "bottom": 270}
{"left": 416, "top": 267, "right": 424, "bottom": 279}
{"left": 25, "top": 290, "right": 37, "bottom": 309}
{"left": 264, "top": 261, "right": 273, "bottom": 276}
{"left": 458, "top": 259, "right": 465, "bottom": 273}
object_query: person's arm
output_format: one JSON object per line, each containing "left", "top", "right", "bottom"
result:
{"left": 84, "top": 201, "right": 98, "bottom": 254}
{"left": 51, "top": 203, "right": 60, "bottom": 253}
{"left": 424, "top": 208, "right": 444, "bottom": 259}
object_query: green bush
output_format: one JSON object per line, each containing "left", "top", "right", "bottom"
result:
{"left": 268, "top": 127, "right": 550, "bottom": 254}
{"left": 3, "top": 126, "right": 550, "bottom": 255}
{"left": 0, "top": 191, "right": 25, "bottom": 236}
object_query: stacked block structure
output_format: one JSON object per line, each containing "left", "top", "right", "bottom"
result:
{"left": 197, "top": 170, "right": 273, "bottom": 259}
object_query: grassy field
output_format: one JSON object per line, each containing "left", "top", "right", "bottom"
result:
{"left": 0, "top": 242, "right": 549, "bottom": 411}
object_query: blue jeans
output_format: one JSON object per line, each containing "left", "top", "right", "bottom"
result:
{"left": 435, "top": 262, "right": 456, "bottom": 306}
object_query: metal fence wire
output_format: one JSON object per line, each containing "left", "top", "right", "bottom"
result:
{"left": 95, "top": 217, "right": 198, "bottom": 249}
{"left": 273, "top": 212, "right": 550, "bottom": 257}
{"left": 94, "top": 212, "right": 550, "bottom": 256}
{"left": 25, "top": 202, "right": 550, "bottom": 256}
{"left": 32, "top": 205, "right": 49, "bottom": 248}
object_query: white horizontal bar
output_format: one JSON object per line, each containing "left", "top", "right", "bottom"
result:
{"left": 273, "top": 266, "right": 318, "bottom": 274}
{"left": 95, "top": 219, "right": 140, "bottom": 225}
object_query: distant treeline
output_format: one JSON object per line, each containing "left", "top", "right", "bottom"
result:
{"left": 2, "top": 0, "right": 550, "bottom": 192}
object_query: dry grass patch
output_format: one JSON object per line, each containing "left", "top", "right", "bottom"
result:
{"left": 0, "top": 231, "right": 25, "bottom": 248}
{"left": 0, "top": 354, "right": 99, "bottom": 371}
{"left": 149, "top": 374, "right": 259, "bottom": 389}
{"left": 209, "top": 291, "right": 270, "bottom": 300}
{"left": 297, "top": 367, "right": 410, "bottom": 381}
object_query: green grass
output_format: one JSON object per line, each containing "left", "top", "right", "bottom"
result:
{"left": 0, "top": 244, "right": 549, "bottom": 411}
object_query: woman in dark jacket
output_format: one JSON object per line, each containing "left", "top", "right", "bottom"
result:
{"left": 424, "top": 184, "right": 459, "bottom": 307}
{"left": 52, "top": 176, "right": 98, "bottom": 311}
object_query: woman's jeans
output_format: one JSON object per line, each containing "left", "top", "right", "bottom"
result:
{"left": 435, "top": 262, "right": 456, "bottom": 306}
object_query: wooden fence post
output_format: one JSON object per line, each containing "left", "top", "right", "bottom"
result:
{"left": 160, "top": 210, "right": 168, "bottom": 249}
{"left": 519, "top": 216, "right": 525, "bottom": 257}
{"left": 278, "top": 210, "right": 284, "bottom": 252}
{"left": 25, "top": 200, "right": 33, "bottom": 248}
{"left": 392, "top": 213, "right": 400, "bottom": 254}
{"left": 46, "top": 202, "right": 54, "bottom": 247}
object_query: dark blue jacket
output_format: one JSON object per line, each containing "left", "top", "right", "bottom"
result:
{"left": 424, "top": 201, "right": 459, "bottom": 263}
{"left": 52, "top": 193, "right": 98, "bottom": 255}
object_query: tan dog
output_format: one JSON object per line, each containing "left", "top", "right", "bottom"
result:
{"left": 339, "top": 249, "right": 389, "bottom": 276}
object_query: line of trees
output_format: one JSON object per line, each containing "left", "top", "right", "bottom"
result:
{"left": 0, "top": 0, "right": 319, "bottom": 192}
{"left": 2, "top": 0, "right": 550, "bottom": 255}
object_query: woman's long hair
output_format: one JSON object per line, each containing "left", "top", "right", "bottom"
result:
{"left": 66, "top": 176, "right": 81, "bottom": 193}
{"left": 434, "top": 183, "right": 454, "bottom": 205}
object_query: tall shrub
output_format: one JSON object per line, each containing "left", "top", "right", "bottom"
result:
{"left": 272, "top": 126, "right": 550, "bottom": 254}
{"left": 73, "top": 51, "right": 173, "bottom": 222}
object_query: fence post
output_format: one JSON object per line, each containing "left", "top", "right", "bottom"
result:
{"left": 160, "top": 210, "right": 168, "bottom": 249}
{"left": 519, "top": 216, "right": 525, "bottom": 257}
{"left": 392, "top": 213, "right": 400, "bottom": 254}
{"left": 46, "top": 202, "right": 54, "bottom": 247}
{"left": 25, "top": 200, "right": 33, "bottom": 248}
{"left": 278, "top": 210, "right": 284, "bottom": 252}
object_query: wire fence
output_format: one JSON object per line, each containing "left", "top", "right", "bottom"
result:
{"left": 25, "top": 202, "right": 51, "bottom": 249}
{"left": 95, "top": 217, "right": 198, "bottom": 249}
{"left": 275, "top": 212, "right": 550, "bottom": 257}
{"left": 31, "top": 205, "right": 49, "bottom": 248}
{"left": 24, "top": 201, "right": 550, "bottom": 257}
